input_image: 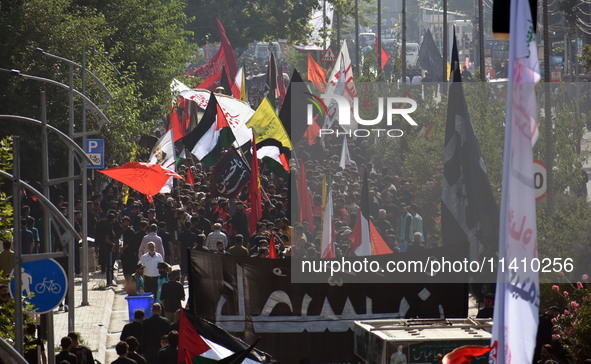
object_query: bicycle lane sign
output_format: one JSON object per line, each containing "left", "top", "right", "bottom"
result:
{"left": 9, "top": 258, "right": 68, "bottom": 313}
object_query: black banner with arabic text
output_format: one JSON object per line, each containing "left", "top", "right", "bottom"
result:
{"left": 209, "top": 147, "right": 250, "bottom": 199}
{"left": 188, "top": 250, "right": 468, "bottom": 363}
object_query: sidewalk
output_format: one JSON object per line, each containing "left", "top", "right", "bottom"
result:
{"left": 52, "top": 270, "right": 118, "bottom": 364}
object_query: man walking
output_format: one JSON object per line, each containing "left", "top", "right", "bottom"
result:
{"left": 160, "top": 269, "right": 185, "bottom": 321}
{"left": 139, "top": 242, "right": 163, "bottom": 297}
{"left": 138, "top": 224, "right": 165, "bottom": 260}
{"left": 140, "top": 303, "right": 170, "bottom": 364}
{"left": 68, "top": 331, "right": 94, "bottom": 364}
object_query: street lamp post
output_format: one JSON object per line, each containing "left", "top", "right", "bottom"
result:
{"left": 31, "top": 48, "right": 113, "bottom": 307}
{"left": 0, "top": 114, "right": 91, "bottom": 359}
{"left": 0, "top": 66, "right": 110, "bottom": 335}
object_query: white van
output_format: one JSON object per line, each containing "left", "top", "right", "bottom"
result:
{"left": 254, "top": 42, "right": 281, "bottom": 59}
{"left": 405, "top": 42, "right": 419, "bottom": 67}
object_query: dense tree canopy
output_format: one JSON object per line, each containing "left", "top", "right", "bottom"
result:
{"left": 0, "top": 0, "right": 197, "bottom": 180}
{"left": 185, "top": 0, "right": 320, "bottom": 48}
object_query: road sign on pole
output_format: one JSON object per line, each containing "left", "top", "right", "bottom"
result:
{"left": 534, "top": 159, "right": 547, "bottom": 201}
{"left": 86, "top": 138, "right": 105, "bottom": 169}
{"left": 10, "top": 259, "right": 68, "bottom": 314}
{"left": 321, "top": 46, "right": 337, "bottom": 62}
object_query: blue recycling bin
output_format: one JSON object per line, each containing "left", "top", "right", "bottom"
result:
{"left": 125, "top": 293, "right": 154, "bottom": 321}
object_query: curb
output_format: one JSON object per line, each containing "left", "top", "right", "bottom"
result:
{"left": 95, "top": 284, "right": 116, "bottom": 364}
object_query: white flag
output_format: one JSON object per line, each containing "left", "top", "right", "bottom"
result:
{"left": 339, "top": 135, "right": 352, "bottom": 169}
{"left": 490, "top": 0, "right": 540, "bottom": 363}
{"left": 180, "top": 89, "right": 254, "bottom": 147}
{"left": 323, "top": 41, "right": 357, "bottom": 132}
{"left": 149, "top": 129, "right": 176, "bottom": 193}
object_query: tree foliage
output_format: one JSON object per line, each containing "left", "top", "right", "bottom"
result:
{"left": 0, "top": 0, "right": 197, "bottom": 180}
{"left": 370, "top": 81, "right": 589, "bottom": 253}
{"left": 185, "top": 0, "right": 320, "bottom": 49}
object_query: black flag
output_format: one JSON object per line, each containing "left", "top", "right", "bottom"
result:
{"left": 417, "top": 29, "right": 443, "bottom": 82}
{"left": 441, "top": 30, "right": 498, "bottom": 260}
{"left": 209, "top": 147, "right": 250, "bottom": 199}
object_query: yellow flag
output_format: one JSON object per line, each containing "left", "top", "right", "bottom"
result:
{"left": 246, "top": 97, "right": 292, "bottom": 150}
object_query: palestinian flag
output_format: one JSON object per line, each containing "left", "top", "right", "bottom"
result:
{"left": 257, "top": 139, "right": 290, "bottom": 180}
{"left": 181, "top": 92, "right": 235, "bottom": 167}
{"left": 178, "top": 309, "right": 268, "bottom": 363}
{"left": 350, "top": 170, "right": 393, "bottom": 256}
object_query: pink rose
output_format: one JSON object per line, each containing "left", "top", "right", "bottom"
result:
{"left": 583, "top": 274, "right": 589, "bottom": 280}
{"left": 571, "top": 301, "right": 579, "bottom": 309}
{"left": 552, "top": 285, "right": 559, "bottom": 291}
{"left": 577, "top": 282, "right": 584, "bottom": 289}
{"left": 551, "top": 317, "right": 557, "bottom": 323}
{"left": 564, "top": 291, "right": 569, "bottom": 297}
{"left": 584, "top": 296, "right": 589, "bottom": 302}
{"left": 564, "top": 309, "right": 570, "bottom": 315}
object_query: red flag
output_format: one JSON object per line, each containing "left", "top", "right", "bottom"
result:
{"left": 187, "top": 166, "right": 195, "bottom": 185}
{"left": 99, "top": 162, "right": 184, "bottom": 200}
{"left": 307, "top": 52, "right": 327, "bottom": 92}
{"left": 375, "top": 38, "right": 390, "bottom": 70}
{"left": 442, "top": 345, "right": 492, "bottom": 364}
{"left": 278, "top": 71, "right": 287, "bottom": 110}
{"left": 268, "top": 232, "right": 277, "bottom": 259}
{"left": 303, "top": 114, "right": 322, "bottom": 145}
{"left": 168, "top": 97, "right": 193, "bottom": 142}
{"left": 194, "top": 19, "right": 238, "bottom": 91}
{"left": 298, "top": 158, "right": 315, "bottom": 233}
{"left": 249, "top": 136, "right": 262, "bottom": 236}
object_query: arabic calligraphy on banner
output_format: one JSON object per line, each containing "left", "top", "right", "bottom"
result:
{"left": 209, "top": 148, "right": 250, "bottom": 199}
{"left": 188, "top": 250, "right": 469, "bottom": 364}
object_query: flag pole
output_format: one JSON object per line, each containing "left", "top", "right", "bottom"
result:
{"left": 233, "top": 146, "right": 276, "bottom": 207}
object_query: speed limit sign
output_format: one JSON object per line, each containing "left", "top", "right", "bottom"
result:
{"left": 533, "top": 159, "right": 547, "bottom": 201}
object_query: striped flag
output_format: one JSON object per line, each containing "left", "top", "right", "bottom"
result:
{"left": 234, "top": 63, "right": 248, "bottom": 102}
{"left": 490, "top": 0, "right": 541, "bottom": 363}
{"left": 351, "top": 170, "right": 393, "bottom": 256}
{"left": 178, "top": 309, "right": 265, "bottom": 363}
{"left": 181, "top": 92, "right": 235, "bottom": 167}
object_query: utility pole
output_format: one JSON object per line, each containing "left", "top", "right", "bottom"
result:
{"left": 402, "top": 0, "right": 407, "bottom": 82}
{"left": 355, "top": 0, "right": 360, "bottom": 77}
{"left": 543, "top": 0, "right": 553, "bottom": 216}
{"left": 323, "top": 0, "right": 327, "bottom": 52}
{"left": 478, "top": 0, "right": 485, "bottom": 81}
{"left": 378, "top": 0, "right": 382, "bottom": 76}
{"left": 443, "top": 0, "right": 448, "bottom": 81}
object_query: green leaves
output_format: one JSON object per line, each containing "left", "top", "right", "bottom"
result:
{"left": 0, "top": 0, "right": 197, "bottom": 175}
{"left": 185, "top": 0, "right": 319, "bottom": 48}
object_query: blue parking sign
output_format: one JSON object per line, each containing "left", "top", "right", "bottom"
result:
{"left": 10, "top": 259, "right": 68, "bottom": 313}
{"left": 86, "top": 138, "right": 105, "bottom": 169}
